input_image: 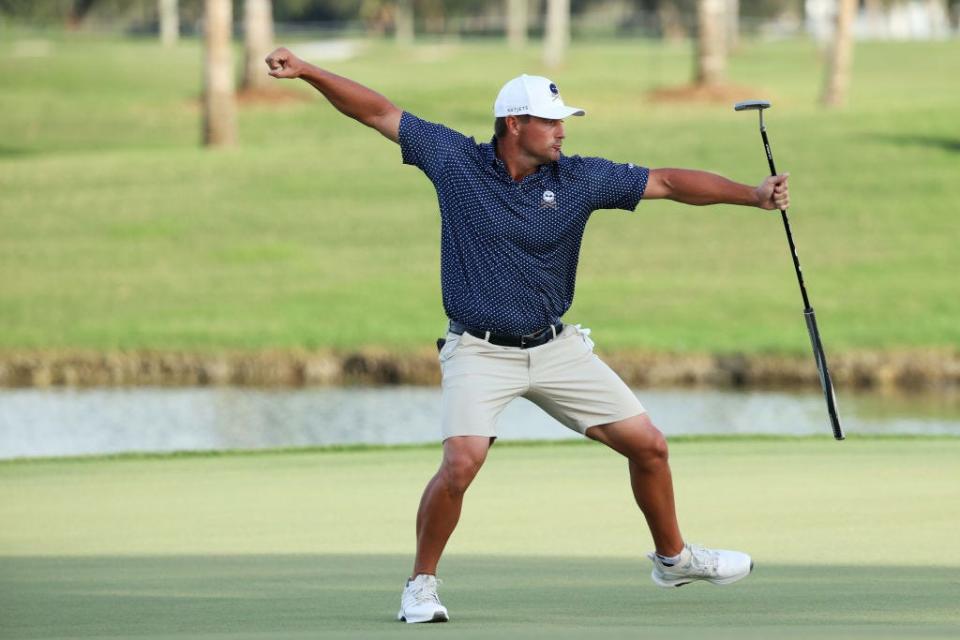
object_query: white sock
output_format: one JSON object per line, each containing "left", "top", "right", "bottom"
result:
{"left": 656, "top": 551, "right": 682, "bottom": 566}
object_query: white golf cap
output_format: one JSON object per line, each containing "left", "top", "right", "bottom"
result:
{"left": 493, "top": 74, "right": 586, "bottom": 119}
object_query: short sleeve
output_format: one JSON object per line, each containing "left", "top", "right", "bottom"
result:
{"left": 581, "top": 157, "right": 650, "bottom": 212}
{"left": 398, "top": 111, "right": 471, "bottom": 180}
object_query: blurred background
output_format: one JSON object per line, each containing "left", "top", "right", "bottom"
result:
{"left": 2, "top": 0, "right": 956, "bottom": 42}
{"left": 0, "top": 0, "right": 958, "bottom": 457}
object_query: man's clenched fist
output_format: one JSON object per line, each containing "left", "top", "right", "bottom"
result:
{"left": 755, "top": 173, "right": 790, "bottom": 211}
{"left": 265, "top": 47, "right": 303, "bottom": 79}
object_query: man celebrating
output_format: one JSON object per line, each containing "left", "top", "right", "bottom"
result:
{"left": 266, "top": 48, "right": 789, "bottom": 624}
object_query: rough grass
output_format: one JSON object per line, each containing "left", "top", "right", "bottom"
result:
{"left": 1, "top": 35, "right": 958, "bottom": 352}
{"left": 1, "top": 438, "right": 958, "bottom": 638}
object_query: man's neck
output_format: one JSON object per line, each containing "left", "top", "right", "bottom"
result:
{"left": 495, "top": 138, "right": 540, "bottom": 182}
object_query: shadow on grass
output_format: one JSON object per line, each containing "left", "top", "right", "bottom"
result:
{"left": 1, "top": 554, "right": 958, "bottom": 639}
{"left": 0, "top": 145, "right": 36, "bottom": 158}
{"left": 868, "top": 134, "right": 960, "bottom": 153}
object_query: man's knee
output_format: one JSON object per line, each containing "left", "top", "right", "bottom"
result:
{"left": 645, "top": 425, "right": 669, "bottom": 461}
{"left": 590, "top": 414, "right": 669, "bottom": 465}
{"left": 630, "top": 417, "right": 669, "bottom": 466}
{"left": 439, "top": 454, "right": 483, "bottom": 497}
{"left": 438, "top": 438, "right": 489, "bottom": 496}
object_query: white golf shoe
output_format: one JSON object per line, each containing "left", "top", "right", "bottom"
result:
{"left": 648, "top": 543, "right": 753, "bottom": 588}
{"left": 397, "top": 574, "right": 449, "bottom": 623}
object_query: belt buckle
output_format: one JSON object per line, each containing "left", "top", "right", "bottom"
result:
{"left": 521, "top": 326, "right": 545, "bottom": 349}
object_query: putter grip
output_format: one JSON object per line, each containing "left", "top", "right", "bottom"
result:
{"left": 804, "top": 309, "right": 844, "bottom": 440}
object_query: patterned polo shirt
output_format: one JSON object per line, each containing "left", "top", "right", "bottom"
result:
{"left": 399, "top": 111, "right": 650, "bottom": 336}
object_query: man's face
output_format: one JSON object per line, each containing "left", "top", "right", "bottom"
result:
{"left": 515, "top": 116, "right": 565, "bottom": 163}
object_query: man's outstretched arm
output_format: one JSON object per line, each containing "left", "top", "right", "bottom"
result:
{"left": 645, "top": 168, "right": 790, "bottom": 211}
{"left": 265, "top": 47, "right": 402, "bottom": 143}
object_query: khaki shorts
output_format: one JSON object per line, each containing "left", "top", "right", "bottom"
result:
{"left": 438, "top": 324, "right": 645, "bottom": 440}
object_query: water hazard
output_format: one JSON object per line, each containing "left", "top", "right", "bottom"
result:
{"left": 1, "top": 386, "right": 958, "bottom": 460}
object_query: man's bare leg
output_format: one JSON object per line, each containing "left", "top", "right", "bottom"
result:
{"left": 412, "top": 435, "right": 493, "bottom": 577}
{"left": 586, "top": 414, "right": 684, "bottom": 556}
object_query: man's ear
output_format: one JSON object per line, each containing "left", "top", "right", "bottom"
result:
{"left": 507, "top": 115, "right": 523, "bottom": 136}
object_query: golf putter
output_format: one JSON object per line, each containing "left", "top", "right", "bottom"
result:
{"left": 735, "top": 100, "right": 844, "bottom": 441}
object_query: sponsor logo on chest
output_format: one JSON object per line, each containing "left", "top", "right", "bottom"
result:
{"left": 540, "top": 190, "right": 557, "bottom": 209}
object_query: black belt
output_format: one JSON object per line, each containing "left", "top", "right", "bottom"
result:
{"left": 448, "top": 321, "right": 563, "bottom": 349}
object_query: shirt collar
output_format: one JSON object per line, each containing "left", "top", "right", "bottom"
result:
{"left": 485, "top": 136, "right": 555, "bottom": 182}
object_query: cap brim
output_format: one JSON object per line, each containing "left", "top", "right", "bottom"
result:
{"left": 530, "top": 104, "right": 585, "bottom": 119}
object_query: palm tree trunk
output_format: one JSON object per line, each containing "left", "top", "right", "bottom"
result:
{"left": 396, "top": 0, "right": 414, "bottom": 46}
{"left": 726, "top": 0, "right": 739, "bottom": 52}
{"left": 695, "top": 0, "right": 726, "bottom": 86}
{"left": 657, "top": 2, "right": 688, "bottom": 43}
{"left": 507, "top": 0, "right": 528, "bottom": 50}
{"left": 543, "top": 0, "right": 570, "bottom": 69}
{"left": 242, "top": 0, "right": 274, "bottom": 92}
{"left": 203, "top": 0, "right": 237, "bottom": 147}
{"left": 821, "top": 0, "right": 858, "bottom": 108}
{"left": 159, "top": 0, "right": 178, "bottom": 47}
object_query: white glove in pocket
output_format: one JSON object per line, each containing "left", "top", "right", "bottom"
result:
{"left": 438, "top": 333, "right": 461, "bottom": 362}
{"left": 574, "top": 324, "right": 595, "bottom": 351}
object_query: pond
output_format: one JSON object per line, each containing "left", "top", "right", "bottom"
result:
{"left": 1, "top": 386, "right": 958, "bottom": 460}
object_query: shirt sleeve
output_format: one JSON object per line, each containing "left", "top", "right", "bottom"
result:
{"left": 581, "top": 157, "right": 650, "bottom": 212}
{"left": 398, "top": 111, "right": 471, "bottom": 180}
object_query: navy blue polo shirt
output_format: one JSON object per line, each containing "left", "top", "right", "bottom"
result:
{"left": 399, "top": 111, "right": 650, "bottom": 336}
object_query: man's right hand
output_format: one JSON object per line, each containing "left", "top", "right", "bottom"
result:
{"left": 265, "top": 47, "right": 304, "bottom": 79}
{"left": 263, "top": 47, "right": 401, "bottom": 143}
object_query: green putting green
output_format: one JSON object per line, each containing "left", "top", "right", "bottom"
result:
{"left": 2, "top": 438, "right": 958, "bottom": 638}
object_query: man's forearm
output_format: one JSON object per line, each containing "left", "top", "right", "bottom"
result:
{"left": 655, "top": 169, "right": 760, "bottom": 207}
{"left": 298, "top": 63, "right": 397, "bottom": 129}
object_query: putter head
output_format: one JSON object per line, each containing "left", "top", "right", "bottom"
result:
{"left": 734, "top": 100, "right": 771, "bottom": 112}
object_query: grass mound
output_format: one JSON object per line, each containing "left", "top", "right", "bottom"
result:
{"left": 1, "top": 37, "right": 958, "bottom": 352}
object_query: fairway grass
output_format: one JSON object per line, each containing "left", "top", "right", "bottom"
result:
{"left": 1, "top": 36, "right": 959, "bottom": 352}
{"left": 2, "top": 438, "right": 958, "bottom": 638}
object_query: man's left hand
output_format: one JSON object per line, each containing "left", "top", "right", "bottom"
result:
{"left": 755, "top": 173, "right": 790, "bottom": 211}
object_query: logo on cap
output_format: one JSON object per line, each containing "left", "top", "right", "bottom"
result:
{"left": 549, "top": 83, "right": 560, "bottom": 101}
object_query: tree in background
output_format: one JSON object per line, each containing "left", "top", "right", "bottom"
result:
{"left": 727, "top": 0, "right": 739, "bottom": 51}
{"left": 695, "top": 0, "right": 726, "bottom": 85}
{"left": 158, "top": 0, "right": 178, "bottom": 46}
{"left": 395, "top": 0, "right": 414, "bottom": 44}
{"left": 821, "top": 0, "right": 857, "bottom": 107}
{"left": 656, "top": 0, "right": 689, "bottom": 42}
{"left": 67, "top": 0, "right": 97, "bottom": 28}
{"left": 506, "top": 0, "right": 527, "bottom": 49}
{"left": 544, "top": 0, "right": 570, "bottom": 68}
{"left": 203, "top": 0, "right": 237, "bottom": 147}
{"left": 242, "top": 0, "right": 274, "bottom": 91}
{"left": 272, "top": 0, "right": 367, "bottom": 23}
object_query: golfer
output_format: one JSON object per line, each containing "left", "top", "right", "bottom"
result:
{"left": 266, "top": 48, "right": 789, "bottom": 624}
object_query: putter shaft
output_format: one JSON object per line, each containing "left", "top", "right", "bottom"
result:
{"left": 738, "top": 103, "right": 844, "bottom": 440}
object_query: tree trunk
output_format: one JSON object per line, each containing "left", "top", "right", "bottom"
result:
{"left": 821, "top": 0, "right": 858, "bottom": 108}
{"left": 507, "top": 0, "right": 527, "bottom": 50}
{"left": 395, "top": 0, "right": 414, "bottom": 46}
{"left": 863, "top": 0, "right": 887, "bottom": 39}
{"left": 657, "top": 2, "right": 688, "bottom": 43}
{"left": 203, "top": 0, "right": 237, "bottom": 147}
{"left": 159, "top": 0, "right": 178, "bottom": 47}
{"left": 67, "top": 0, "right": 96, "bottom": 30}
{"left": 242, "top": 0, "right": 274, "bottom": 91}
{"left": 695, "top": 0, "right": 726, "bottom": 86}
{"left": 927, "top": 0, "right": 948, "bottom": 38}
{"left": 543, "top": 0, "right": 570, "bottom": 69}
{"left": 726, "top": 0, "right": 739, "bottom": 52}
